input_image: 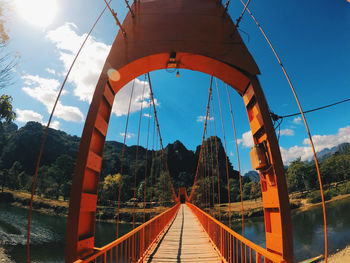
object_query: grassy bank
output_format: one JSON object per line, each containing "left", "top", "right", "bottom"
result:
{"left": 210, "top": 181, "right": 350, "bottom": 221}
{"left": 0, "top": 189, "right": 168, "bottom": 223}
{"left": 0, "top": 247, "right": 14, "bottom": 263}
{"left": 2, "top": 181, "right": 350, "bottom": 223}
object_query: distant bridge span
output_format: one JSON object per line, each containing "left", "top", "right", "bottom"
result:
{"left": 65, "top": 0, "right": 293, "bottom": 262}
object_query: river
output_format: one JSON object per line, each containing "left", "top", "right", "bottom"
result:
{"left": 1, "top": 197, "right": 350, "bottom": 262}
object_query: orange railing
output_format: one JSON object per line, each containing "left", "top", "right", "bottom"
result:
{"left": 74, "top": 203, "right": 180, "bottom": 263}
{"left": 187, "top": 202, "right": 285, "bottom": 263}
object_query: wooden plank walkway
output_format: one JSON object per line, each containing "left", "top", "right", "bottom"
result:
{"left": 144, "top": 204, "right": 221, "bottom": 262}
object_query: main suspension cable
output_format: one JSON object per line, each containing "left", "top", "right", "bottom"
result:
{"left": 241, "top": 1, "right": 327, "bottom": 260}
{"left": 226, "top": 84, "right": 244, "bottom": 236}
{"left": 271, "top": 97, "right": 350, "bottom": 120}
{"left": 26, "top": 2, "right": 111, "bottom": 262}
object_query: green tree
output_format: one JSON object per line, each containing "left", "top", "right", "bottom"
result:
{"left": 7, "top": 161, "right": 22, "bottom": 189}
{"left": 320, "top": 155, "right": 350, "bottom": 184}
{"left": 250, "top": 182, "right": 261, "bottom": 201}
{"left": 0, "top": 94, "right": 16, "bottom": 123}
{"left": 156, "top": 171, "right": 173, "bottom": 205}
{"left": 36, "top": 165, "right": 50, "bottom": 196}
{"left": 286, "top": 158, "right": 307, "bottom": 192}
{"left": 101, "top": 173, "right": 120, "bottom": 202}
{"left": 137, "top": 180, "right": 145, "bottom": 201}
{"left": 0, "top": 168, "right": 7, "bottom": 192}
{"left": 17, "top": 170, "right": 29, "bottom": 189}
{"left": 243, "top": 181, "right": 253, "bottom": 200}
{"left": 100, "top": 173, "right": 133, "bottom": 203}
{"left": 53, "top": 154, "right": 74, "bottom": 199}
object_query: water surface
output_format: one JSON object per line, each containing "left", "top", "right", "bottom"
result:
{"left": 1, "top": 197, "right": 350, "bottom": 262}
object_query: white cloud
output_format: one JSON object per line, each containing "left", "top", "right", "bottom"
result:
{"left": 15, "top": 108, "right": 60, "bottom": 130}
{"left": 46, "top": 23, "right": 111, "bottom": 103}
{"left": 229, "top": 151, "right": 234, "bottom": 157}
{"left": 112, "top": 78, "right": 157, "bottom": 117}
{"left": 196, "top": 115, "right": 214, "bottom": 123}
{"left": 120, "top": 132, "right": 135, "bottom": 139}
{"left": 21, "top": 74, "right": 84, "bottom": 122}
{"left": 293, "top": 116, "right": 302, "bottom": 124}
{"left": 46, "top": 23, "right": 157, "bottom": 117}
{"left": 237, "top": 130, "right": 254, "bottom": 148}
{"left": 16, "top": 109, "right": 43, "bottom": 123}
{"left": 280, "top": 126, "right": 350, "bottom": 164}
{"left": 279, "top": 128, "right": 294, "bottom": 136}
{"left": 143, "top": 113, "right": 152, "bottom": 118}
{"left": 50, "top": 120, "right": 60, "bottom": 129}
{"left": 45, "top": 68, "right": 56, "bottom": 75}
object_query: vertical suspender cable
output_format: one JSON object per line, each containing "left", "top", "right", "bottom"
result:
{"left": 143, "top": 93, "right": 152, "bottom": 223}
{"left": 208, "top": 111, "right": 216, "bottom": 215}
{"left": 215, "top": 78, "right": 231, "bottom": 228}
{"left": 149, "top": 111, "right": 156, "bottom": 219}
{"left": 204, "top": 136, "right": 208, "bottom": 210}
{"left": 240, "top": 2, "right": 327, "bottom": 260}
{"left": 132, "top": 76, "right": 146, "bottom": 229}
{"left": 116, "top": 79, "right": 135, "bottom": 238}
{"left": 226, "top": 84, "right": 244, "bottom": 236}
{"left": 26, "top": 2, "right": 111, "bottom": 262}
{"left": 211, "top": 92, "right": 221, "bottom": 221}
{"left": 147, "top": 73, "right": 177, "bottom": 201}
{"left": 205, "top": 133, "right": 211, "bottom": 210}
{"left": 188, "top": 76, "right": 212, "bottom": 201}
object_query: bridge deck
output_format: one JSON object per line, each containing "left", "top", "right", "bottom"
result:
{"left": 144, "top": 204, "right": 221, "bottom": 262}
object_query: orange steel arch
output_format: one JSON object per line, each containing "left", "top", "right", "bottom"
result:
{"left": 65, "top": 0, "right": 294, "bottom": 262}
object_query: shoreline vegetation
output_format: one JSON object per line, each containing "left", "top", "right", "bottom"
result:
{"left": 1, "top": 189, "right": 350, "bottom": 262}
{"left": 0, "top": 247, "right": 14, "bottom": 263}
{"left": 2, "top": 182, "right": 350, "bottom": 224}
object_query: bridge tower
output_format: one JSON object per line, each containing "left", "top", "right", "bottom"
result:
{"left": 65, "top": 0, "right": 294, "bottom": 262}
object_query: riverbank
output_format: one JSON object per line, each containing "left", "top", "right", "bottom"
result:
{"left": 320, "top": 245, "right": 350, "bottom": 263}
{"left": 0, "top": 247, "right": 14, "bottom": 263}
{"left": 2, "top": 187, "right": 350, "bottom": 223}
{"left": 0, "top": 190, "right": 168, "bottom": 223}
{"left": 216, "top": 192, "right": 350, "bottom": 221}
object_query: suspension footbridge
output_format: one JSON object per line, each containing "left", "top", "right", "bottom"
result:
{"left": 24, "top": 0, "right": 329, "bottom": 262}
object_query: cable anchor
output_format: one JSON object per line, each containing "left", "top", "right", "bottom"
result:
{"left": 103, "top": 0, "right": 127, "bottom": 37}
{"left": 124, "top": 0, "right": 135, "bottom": 17}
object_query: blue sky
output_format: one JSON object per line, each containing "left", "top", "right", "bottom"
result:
{"left": 1, "top": 0, "right": 350, "bottom": 174}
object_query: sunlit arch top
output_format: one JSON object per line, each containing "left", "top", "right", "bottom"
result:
{"left": 100, "top": 0, "right": 260, "bottom": 95}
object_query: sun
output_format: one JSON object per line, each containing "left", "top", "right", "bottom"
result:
{"left": 15, "top": 0, "right": 58, "bottom": 28}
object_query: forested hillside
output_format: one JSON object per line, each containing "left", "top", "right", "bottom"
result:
{"left": 1, "top": 121, "right": 349, "bottom": 206}
{"left": 0, "top": 122, "right": 252, "bottom": 204}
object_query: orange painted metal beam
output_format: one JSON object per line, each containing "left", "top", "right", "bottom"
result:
{"left": 65, "top": 0, "right": 293, "bottom": 262}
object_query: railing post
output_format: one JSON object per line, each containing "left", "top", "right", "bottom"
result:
{"left": 220, "top": 227, "right": 223, "bottom": 257}
{"left": 256, "top": 252, "right": 261, "bottom": 263}
{"left": 141, "top": 227, "right": 145, "bottom": 257}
